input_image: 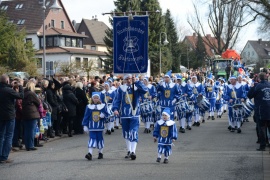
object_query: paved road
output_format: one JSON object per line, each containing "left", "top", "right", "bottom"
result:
{"left": 1, "top": 114, "right": 268, "bottom": 180}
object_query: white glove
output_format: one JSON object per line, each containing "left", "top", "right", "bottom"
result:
{"left": 172, "top": 99, "right": 177, "bottom": 105}
{"left": 100, "top": 113, "right": 105, "bottom": 118}
{"left": 83, "top": 126, "right": 89, "bottom": 133}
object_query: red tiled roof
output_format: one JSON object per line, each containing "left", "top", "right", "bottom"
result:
{"left": 184, "top": 34, "right": 225, "bottom": 57}
{"left": 36, "top": 47, "right": 107, "bottom": 56}
{"left": 0, "top": 0, "right": 75, "bottom": 33}
{"left": 37, "top": 28, "right": 87, "bottom": 38}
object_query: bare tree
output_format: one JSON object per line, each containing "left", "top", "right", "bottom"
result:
{"left": 187, "top": 0, "right": 245, "bottom": 55}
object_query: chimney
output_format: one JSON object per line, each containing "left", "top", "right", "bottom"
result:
{"left": 258, "top": 38, "right": 262, "bottom": 45}
{"left": 72, "top": 20, "right": 76, "bottom": 27}
{"left": 94, "top": 15, "right": 98, "bottom": 21}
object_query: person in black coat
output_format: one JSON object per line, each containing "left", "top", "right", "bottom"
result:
{"left": 74, "top": 82, "right": 89, "bottom": 134}
{"left": 45, "top": 81, "right": 60, "bottom": 137}
{"left": 62, "top": 83, "right": 79, "bottom": 137}
{"left": 247, "top": 72, "right": 270, "bottom": 151}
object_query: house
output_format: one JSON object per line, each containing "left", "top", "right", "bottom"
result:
{"left": 241, "top": 39, "right": 270, "bottom": 65}
{"left": 0, "top": 0, "right": 108, "bottom": 77}
{"left": 75, "top": 17, "right": 109, "bottom": 52}
{"left": 183, "top": 33, "right": 225, "bottom": 58}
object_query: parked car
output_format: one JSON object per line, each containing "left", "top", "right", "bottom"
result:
{"left": 6, "top": 72, "right": 30, "bottom": 80}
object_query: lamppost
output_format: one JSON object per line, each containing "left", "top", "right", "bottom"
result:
{"left": 42, "top": 0, "right": 62, "bottom": 78}
{"left": 159, "top": 32, "right": 169, "bottom": 76}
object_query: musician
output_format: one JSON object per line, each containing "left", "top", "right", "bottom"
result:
{"left": 205, "top": 75, "right": 216, "bottom": 121}
{"left": 238, "top": 75, "right": 250, "bottom": 122}
{"left": 176, "top": 75, "right": 192, "bottom": 133}
{"left": 112, "top": 74, "right": 148, "bottom": 160}
{"left": 189, "top": 76, "right": 205, "bottom": 126}
{"left": 140, "top": 77, "right": 157, "bottom": 133}
{"left": 107, "top": 77, "right": 117, "bottom": 91}
{"left": 219, "top": 78, "right": 228, "bottom": 113}
{"left": 156, "top": 71, "right": 180, "bottom": 120}
{"left": 224, "top": 76, "right": 246, "bottom": 133}
{"left": 215, "top": 81, "right": 223, "bottom": 118}
{"left": 101, "top": 82, "right": 116, "bottom": 135}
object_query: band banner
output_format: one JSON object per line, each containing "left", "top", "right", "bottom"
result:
{"left": 113, "top": 16, "right": 148, "bottom": 74}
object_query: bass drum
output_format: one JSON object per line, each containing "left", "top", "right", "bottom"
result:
{"left": 197, "top": 96, "right": 210, "bottom": 112}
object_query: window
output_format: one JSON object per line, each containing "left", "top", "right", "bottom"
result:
{"left": 252, "top": 51, "right": 254, "bottom": 56}
{"left": 77, "top": 39, "right": 82, "bottom": 47}
{"left": 61, "top": 21, "right": 64, "bottom": 29}
{"left": 83, "top": 58, "right": 88, "bottom": 68}
{"left": 17, "top": 19, "right": 25, "bottom": 25}
{"left": 1, "top": 5, "right": 8, "bottom": 10}
{"left": 72, "top": 38, "right": 76, "bottom": 47}
{"left": 37, "top": 58, "right": 42, "bottom": 68}
{"left": 65, "top": 37, "right": 71, "bottom": 47}
{"left": 46, "top": 1, "right": 50, "bottom": 6}
{"left": 75, "top": 57, "right": 81, "bottom": 68}
{"left": 15, "top": 4, "right": 23, "bottom": 9}
{"left": 51, "top": 20, "right": 55, "bottom": 28}
{"left": 59, "top": 37, "right": 65, "bottom": 46}
{"left": 248, "top": 52, "right": 250, "bottom": 57}
{"left": 54, "top": 37, "right": 59, "bottom": 46}
{"left": 26, "top": 38, "right": 32, "bottom": 43}
{"left": 47, "top": 37, "right": 53, "bottom": 47}
{"left": 91, "top": 46, "right": 96, "bottom": 50}
{"left": 9, "top": 20, "right": 14, "bottom": 23}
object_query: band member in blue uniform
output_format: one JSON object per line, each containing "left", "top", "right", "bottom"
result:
{"left": 189, "top": 76, "right": 205, "bottom": 126}
{"left": 112, "top": 74, "right": 148, "bottom": 160}
{"left": 205, "top": 74, "right": 216, "bottom": 120}
{"left": 140, "top": 77, "right": 157, "bottom": 133}
{"left": 156, "top": 70, "right": 180, "bottom": 120}
{"left": 215, "top": 81, "right": 223, "bottom": 118}
{"left": 153, "top": 108, "right": 177, "bottom": 164}
{"left": 101, "top": 82, "right": 116, "bottom": 135}
{"left": 224, "top": 76, "right": 246, "bottom": 133}
{"left": 82, "top": 92, "right": 110, "bottom": 160}
{"left": 176, "top": 75, "right": 192, "bottom": 133}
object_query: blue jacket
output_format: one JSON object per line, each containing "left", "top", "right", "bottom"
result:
{"left": 247, "top": 80, "right": 270, "bottom": 121}
{"left": 153, "top": 119, "right": 178, "bottom": 145}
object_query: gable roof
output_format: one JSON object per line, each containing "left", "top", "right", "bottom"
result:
{"left": 0, "top": 0, "right": 75, "bottom": 33}
{"left": 184, "top": 33, "right": 225, "bottom": 57}
{"left": 248, "top": 40, "right": 270, "bottom": 59}
{"left": 79, "top": 19, "right": 109, "bottom": 45}
{"left": 37, "top": 27, "right": 87, "bottom": 38}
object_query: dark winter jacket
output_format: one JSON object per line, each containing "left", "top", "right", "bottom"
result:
{"left": 247, "top": 80, "right": 270, "bottom": 121}
{"left": 63, "top": 84, "right": 79, "bottom": 117}
{"left": 45, "top": 88, "right": 59, "bottom": 120}
{"left": 22, "top": 90, "right": 40, "bottom": 120}
{"left": 0, "top": 83, "right": 24, "bottom": 121}
{"left": 75, "top": 87, "right": 89, "bottom": 118}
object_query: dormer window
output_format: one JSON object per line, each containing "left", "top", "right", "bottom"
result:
{"left": 1, "top": 5, "right": 8, "bottom": 10}
{"left": 15, "top": 4, "right": 23, "bottom": 9}
{"left": 51, "top": 20, "right": 55, "bottom": 27}
{"left": 17, "top": 19, "right": 25, "bottom": 25}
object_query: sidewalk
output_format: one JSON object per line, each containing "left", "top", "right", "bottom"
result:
{"left": 263, "top": 150, "right": 270, "bottom": 180}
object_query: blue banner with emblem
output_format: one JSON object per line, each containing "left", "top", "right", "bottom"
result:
{"left": 113, "top": 16, "right": 148, "bottom": 74}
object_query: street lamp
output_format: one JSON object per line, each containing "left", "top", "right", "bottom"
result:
{"left": 159, "top": 32, "right": 169, "bottom": 76}
{"left": 42, "top": 0, "right": 62, "bottom": 78}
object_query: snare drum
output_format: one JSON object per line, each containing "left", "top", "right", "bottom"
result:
{"left": 175, "top": 101, "right": 188, "bottom": 119}
{"left": 186, "top": 101, "right": 195, "bottom": 113}
{"left": 140, "top": 101, "right": 153, "bottom": 116}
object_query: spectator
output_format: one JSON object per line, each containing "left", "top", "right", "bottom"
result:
{"left": 247, "top": 72, "right": 270, "bottom": 151}
{"left": 88, "top": 81, "right": 98, "bottom": 97}
{"left": 0, "top": 75, "right": 24, "bottom": 163}
{"left": 62, "top": 82, "right": 79, "bottom": 137}
{"left": 74, "top": 82, "right": 88, "bottom": 134}
{"left": 22, "top": 82, "right": 41, "bottom": 151}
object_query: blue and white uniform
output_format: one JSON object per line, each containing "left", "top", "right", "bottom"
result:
{"left": 205, "top": 80, "right": 216, "bottom": 118}
{"left": 140, "top": 79, "right": 157, "bottom": 129}
{"left": 156, "top": 81, "right": 180, "bottom": 120}
{"left": 153, "top": 108, "right": 177, "bottom": 159}
{"left": 82, "top": 103, "right": 110, "bottom": 153}
{"left": 112, "top": 77, "right": 147, "bottom": 156}
{"left": 224, "top": 78, "right": 246, "bottom": 130}
{"left": 189, "top": 78, "right": 205, "bottom": 124}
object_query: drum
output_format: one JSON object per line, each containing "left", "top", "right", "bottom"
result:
{"left": 175, "top": 101, "right": 188, "bottom": 118}
{"left": 246, "top": 99, "right": 254, "bottom": 110}
{"left": 232, "top": 100, "right": 243, "bottom": 121}
{"left": 107, "top": 103, "right": 113, "bottom": 116}
{"left": 140, "top": 101, "right": 153, "bottom": 116}
{"left": 242, "top": 102, "right": 252, "bottom": 118}
{"left": 197, "top": 96, "right": 210, "bottom": 111}
{"left": 186, "top": 101, "right": 195, "bottom": 113}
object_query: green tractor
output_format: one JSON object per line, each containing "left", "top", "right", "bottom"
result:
{"left": 211, "top": 58, "right": 238, "bottom": 80}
